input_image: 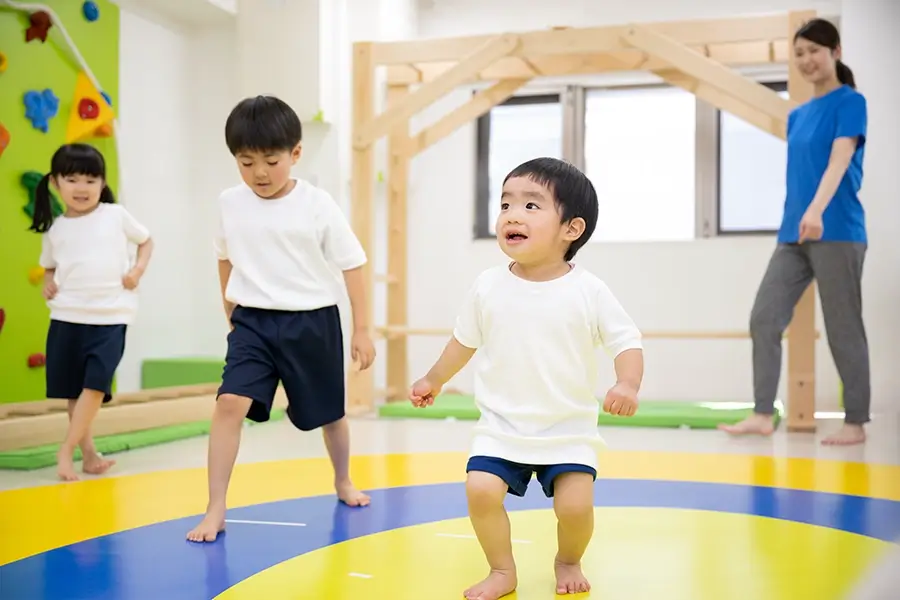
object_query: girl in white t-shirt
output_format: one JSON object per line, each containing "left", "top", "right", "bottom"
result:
{"left": 30, "top": 143, "right": 153, "bottom": 482}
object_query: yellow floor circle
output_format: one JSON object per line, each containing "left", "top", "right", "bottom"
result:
{"left": 216, "top": 507, "right": 892, "bottom": 600}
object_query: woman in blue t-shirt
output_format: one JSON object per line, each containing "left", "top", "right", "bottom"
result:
{"left": 720, "top": 18, "right": 869, "bottom": 445}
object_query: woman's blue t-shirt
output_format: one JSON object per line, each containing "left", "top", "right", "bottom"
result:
{"left": 778, "top": 84, "right": 868, "bottom": 244}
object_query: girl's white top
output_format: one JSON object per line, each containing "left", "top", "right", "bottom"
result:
{"left": 40, "top": 203, "right": 150, "bottom": 325}
{"left": 453, "top": 264, "right": 643, "bottom": 470}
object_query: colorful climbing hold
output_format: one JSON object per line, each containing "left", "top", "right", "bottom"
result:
{"left": 0, "top": 51, "right": 8, "bottom": 73}
{"left": 28, "top": 353, "right": 47, "bottom": 369}
{"left": 0, "top": 123, "right": 9, "bottom": 159}
{"left": 21, "top": 171, "right": 64, "bottom": 219}
{"left": 78, "top": 97, "right": 100, "bottom": 120}
{"left": 23, "top": 89, "right": 60, "bottom": 133}
{"left": 25, "top": 10, "right": 52, "bottom": 43}
{"left": 82, "top": 1, "right": 100, "bottom": 22}
{"left": 28, "top": 266, "right": 46, "bottom": 285}
{"left": 0, "top": 308, "right": 5, "bottom": 335}
{"left": 95, "top": 123, "right": 114, "bottom": 138}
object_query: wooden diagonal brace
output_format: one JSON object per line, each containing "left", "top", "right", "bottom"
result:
{"left": 354, "top": 33, "right": 521, "bottom": 149}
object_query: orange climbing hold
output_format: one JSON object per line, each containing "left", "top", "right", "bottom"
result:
{"left": 28, "top": 353, "right": 46, "bottom": 368}
{"left": 0, "top": 123, "right": 9, "bottom": 159}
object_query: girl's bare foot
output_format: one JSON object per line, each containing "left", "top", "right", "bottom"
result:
{"left": 822, "top": 424, "right": 866, "bottom": 446}
{"left": 82, "top": 452, "right": 116, "bottom": 475}
{"left": 336, "top": 480, "right": 370, "bottom": 507}
{"left": 464, "top": 569, "right": 517, "bottom": 600}
{"left": 57, "top": 449, "right": 79, "bottom": 481}
{"left": 718, "top": 413, "right": 775, "bottom": 436}
{"left": 555, "top": 559, "right": 591, "bottom": 594}
{"left": 186, "top": 506, "right": 226, "bottom": 543}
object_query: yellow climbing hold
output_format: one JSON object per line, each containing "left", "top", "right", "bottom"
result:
{"left": 28, "top": 266, "right": 45, "bottom": 285}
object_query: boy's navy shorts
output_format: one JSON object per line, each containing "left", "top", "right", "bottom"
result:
{"left": 45, "top": 320, "right": 127, "bottom": 402}
{"left": 466, "top": 455, "right": 597, "bottom": 497}
{"left": 218, "top": 304, "right": 345, "bottom": 431}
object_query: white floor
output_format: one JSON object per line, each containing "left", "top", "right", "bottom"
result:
{"left": 1, "top": 414, "right": 898, "bottom": 492}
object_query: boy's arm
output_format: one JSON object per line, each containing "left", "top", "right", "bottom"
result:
{"left": 594, "top": 282, "right": 643, "bottom": 388}
{"left": 613, "top": 348, "right": 643, "bottom": 392}
{"left": 426, "top": 337, "right": 476, "bottom": 388}
{"left": 342, "top": 266, "right": 368, "bottom": 333}
{"left": 218, "top": 259, "right": 235, "bottom": 323}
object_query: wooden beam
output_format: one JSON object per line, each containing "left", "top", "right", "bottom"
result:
{"left": 347, "top": 41, "right": 377, "bottom": 415}
{"left": 785, "top": 10, "right": 818, "bottom": 432}
{"left": 385, "top": 85, "right": 411, "bottom": 402}
{"left": 622, "top": 24, "right": 794, "bottom": 124}
{"left": 355, "top": 34, "right": 521, "bottom": 149}
{"left": 371, "top": 15, "right": 789, "bottom": 65}
{"left": 406, "top": 78, "right": 531, "bottom": 157}
{"left": 387, "top": 41, "right": 789, "bottom": 85}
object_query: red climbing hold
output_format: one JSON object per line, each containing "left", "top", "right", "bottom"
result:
{"left": 26, "top": 10, "right": 52, "bottom": 43}
{"left": 78, "top": 98, "right": 100, "bottom": 120}
{"left": 28, "top": 353, "right": 46, "bottom": 368}
{"left": 0, "top": 308, "right": 5, "bottom": 333}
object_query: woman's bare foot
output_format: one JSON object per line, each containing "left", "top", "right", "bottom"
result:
{"left": 57, "top": 449, "right": 79, "bottom": 481}
{"left": 822, "top": 424, "right": 866, "bottom": 446}
{"left": 186, "top": 506, "right": 226, "bottom": 543}
{"left": 336, "top": 480, "right": 370, "bottom": 507}
{"left": 82, "top": 452, "right": 116, "bottom": 475}
{"left": 717, "top": 413, "right": 775, "bottom": 436}
{"left": 555, "top": 559, "right": 591, "bottom": 594}
{"left": 463, "top": 569, "right": 517, "bottom": 600}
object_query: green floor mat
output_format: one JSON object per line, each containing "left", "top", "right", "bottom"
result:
{"left": 0, "top": 409, "right": 286, "bottom": 471}
{"left": 141, "top": 356, "right": 226, "bottom": 389}
{"left": 378, "top": 394, "right": 781, "bottom": 429}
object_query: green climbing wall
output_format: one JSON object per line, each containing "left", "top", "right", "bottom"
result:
{"left": 0, "top": 1, "right": 120, "bottom": 403}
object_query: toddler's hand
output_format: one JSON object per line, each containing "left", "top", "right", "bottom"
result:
{"left": 122, "top": 268, "right": 143, "bottom": 290}
{"left": 42, "top": 280, "right": 58, "bottom": 300}
{"left": 409, "top": 377, "right": 440, "bottom": 408}
{"left": 603, "top": 382, "right": 638, "bottom": 417}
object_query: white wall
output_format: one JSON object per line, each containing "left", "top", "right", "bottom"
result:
{"left": 405, "top": 0, "right": 857, "bottom": 409}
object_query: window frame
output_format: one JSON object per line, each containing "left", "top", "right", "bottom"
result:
{"left": 714, "top": 80, "right": 789, "bottom": 236}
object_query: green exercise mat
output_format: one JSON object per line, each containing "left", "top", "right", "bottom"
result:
{"left": 378, "top": 394, "right": 781, "bottom": 429}
{"left": 141, "top": 356, "right": 226, "bottom": 389}
{"left": 0, "top": 409, "right": 286, "bottom": 471}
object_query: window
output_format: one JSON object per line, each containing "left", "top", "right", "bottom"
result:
{"left": 474, "top": 95, "right": 563, "bottom": 238}
{"left": 583, "top": 85, "right": 697, "bottom": 242}
{"left": 717, "top": 82, "right": 789, "bottom": 233}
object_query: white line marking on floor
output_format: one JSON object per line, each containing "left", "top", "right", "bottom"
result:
{"left": 349, "top": 573, "right": 374, "bottom": 579}
{"left": 225, "top": 519, "right": 307, "bottom": 527}
{"left": 436, "top": 533, "right": 531, "bottom": 544}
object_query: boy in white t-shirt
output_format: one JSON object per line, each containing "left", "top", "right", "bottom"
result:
{"left": 187, "top": 95, "right": 375, "bottom": 543}
{"left": 409, "top": 157, "right": 644, "bottom": 599}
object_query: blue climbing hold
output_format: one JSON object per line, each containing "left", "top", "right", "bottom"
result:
{"left": 23, "top": 89, "right": 60, "bottom": 133}
{"left": 101, "top": 91, "right": 112, "bottom": 106}
{"left": 82, "top": 1, "right": 99, "bottom": 22}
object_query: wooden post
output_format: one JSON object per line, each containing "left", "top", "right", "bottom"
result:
{"left": 347, "top": 42, "right": 376, "bottom": 415}
{"left": 785, "top": 10, "right": 818, "bottom": 432}
{"left": 385, "top": 85, "right": 411, "bottom": 401}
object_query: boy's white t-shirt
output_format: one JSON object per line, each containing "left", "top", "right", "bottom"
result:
{"left": 454, "top": 264, "right": 643, "bottom": 470}
{"left": 214, "top": 179, "right": 367, "bottom": 311}
{"left": 39, "top": 203, "right": 151, "bottom": 325}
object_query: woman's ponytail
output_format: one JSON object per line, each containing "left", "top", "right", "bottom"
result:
{"left": 29, "top": 174, "right": 55, "bottom": 233}
{"left": 836, "top": 60, "right": 856, "bottom": 89}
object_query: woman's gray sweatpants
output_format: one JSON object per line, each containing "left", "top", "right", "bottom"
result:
{"left": 749, "top": 242, "right": 870, "bottom": 424}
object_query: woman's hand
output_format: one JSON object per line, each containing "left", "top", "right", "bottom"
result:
{"left": 799, "top": 207, "right": 824, "bottom": 242}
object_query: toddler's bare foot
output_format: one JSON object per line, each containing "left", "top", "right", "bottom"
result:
{"left": 336, "top": 480, "right": 370, "bottom": 507}
{"left": 463, "top": 569, "right": 517, "bottom": 600}
{"left": 555, "top": 559, "right": 590, "bottom": 594}
{"left": 186, "top": 506, "right": 226, "bottom": 543}
{"left": 57, "top": 449, "right": 79, "bottom": 481}
{"left": 822, "top": 424, "right": 866, "bottom": 446}
{"left": 718, "top": 413, "right": 775, "bottom": 436}
{"left": 82, "top": 452, "right": 116, "bottom": 475}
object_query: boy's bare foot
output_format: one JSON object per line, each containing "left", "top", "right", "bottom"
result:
{"left": 336, "top": 480, "right": 370, "bottom": 507}
{"left": 555, "top": 559, "right": 590, "bottom": 594}
{"left": 82, "top": 452, "right": 116, "bottom": 475}
{"left": 57, "top": 449, "right": 79, "bottom": 481}
{"left": 464, "top": 569, "right": 517, "bottom": 600}
{"left": 186, "top": 506, "right": 226, "bottom": 543}
{"left": 717, "top": 413, "right": 775, "bottom": 436}
{"left": 822, "top": 424, "right": 866, "bottom": 446}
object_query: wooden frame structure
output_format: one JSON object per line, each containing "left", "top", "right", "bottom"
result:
{"left": 347, "top": 11, "right": 821, "bottom": 432}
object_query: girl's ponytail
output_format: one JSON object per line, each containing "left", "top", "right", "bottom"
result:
{"left": 99, "top": 185, "right": 117, "bottom": 205}
{"left": 29, "top": 174, "right": 55, "bottom": 233}
{"left": 836, "top": 60, "right": 857, "bottom": 89}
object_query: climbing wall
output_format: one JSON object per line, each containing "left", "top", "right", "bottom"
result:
{"left": 0, "top": 1, "right": 119, "bottom": 403}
